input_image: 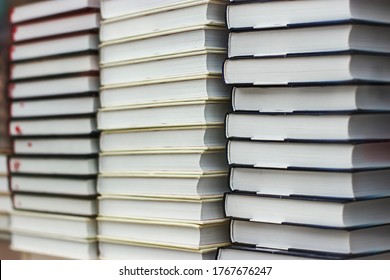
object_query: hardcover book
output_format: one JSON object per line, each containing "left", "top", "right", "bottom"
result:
{"left": 231, "top": 85, "right": 390, "bottom": 112}
{"left": 226, "top": 0, "right": 390, "bottom": 30}
{"left": 225, "top": 192, "right": 390, "bottom": 228}
{"left": 224, "top": 54, "right": 390, "bottom": 85}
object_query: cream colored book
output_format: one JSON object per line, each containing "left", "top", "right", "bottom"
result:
{"left": 0, "top": 213, "right": 9, "bottom": 232}
{"left": 101, "top": 0, "right": 225, "bottom": 20}
{"left": 99, "top": 195, "right": 225, "bottom": 221}
{"left": 99, "top": 148, "right": 227, "bottom": 173}
{"left": 101, "top": 50, "right": 225, "bottom": 86}
{"left": 0, "top": 194, "right": 12, "bottom": 213}
{"left": 101, "top": 76, "right": 229, "bottom": 108}
{"left": 98, "top": 216, "right": 230, "bottom": 248}
{"left": 100, "top": 25, "right": 227, "bottom": 65}
{"left": 98, "top": 172, "right": 228, "bottom": 197}
{"left": 11, "top": 230, "right": 98, "bottom": 260}
{"left": 98, "top": 99, "right": 230, "bottom": 130}
{"left": 100, "top": 0, "right": 225, "bottom": 41}
{"left": 11, "top": 211, "right": 97, "bottom": 239}
{"left": 99, "top": 237, "right": 218, "bottom": 260}
{"left": 100, "top": 125, "right": 226, "bottom": 152}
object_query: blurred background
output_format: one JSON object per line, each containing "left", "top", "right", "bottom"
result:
{"left": 0, "top": 0, "right": 41, "bottom": 260}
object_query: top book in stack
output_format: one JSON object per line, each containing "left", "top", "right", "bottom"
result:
{"left": 226, "top": 0, "right": 390, "bottom": 30}
{"left": 10, "top": 0, "right": 100, "bottom": 24}
{"left": 100, "top": 0, "right": 218, "bottom": 20}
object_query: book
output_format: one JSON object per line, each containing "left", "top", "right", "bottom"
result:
{"left": 11, "top": 231, "right": 98, "bottom": 260}
{"left": 13, "top": 137, "right": 99, "bottom": 155}
{"left": 9, "top": 156, "right": 97, "bottom": 175}
{"left": 225, "top": 192, "right": 390, "bottom": 227}
{"left": 11, "top": 175, "right": 96, "bottom": 196}
{"left": 101, "top": 76, "right": 229, "bottom": 108}
{"left": 0, "top": 194, "right": 12, "bottom": 212}
{"left": 11, "top": 211, "right": 97, "bottom": 239}
{"left": 101, "top": 51, "right": 225, "bottom": 86}
{"left": 0, "top": 154, "right": 7, "bottom": 174}
{"left": 13, "top": 12, "right": 100, "bottom": 42}
{"left": 11, "top": 96, "right": 98, "bottom": 118}
{"left": 231, "top": 85, "right": 390, "bottom": 112}
{"left": 99, "top": 195, "right": 224, "bottom": 221}
{"left": 100, "top": 26, "right": 227, "bottom": 64}
{"left": 99, "top": 148, "right": 227, "bottom": 173}
{"left": 11, "top": 0, "right": 100, "bottom": 23}
{"left": 0, "top": 213, "right": 9, "bottom": 232}
{"left": 99, "top": 237, "right": 217, "bottom": 260}
{"left": 98, "top": 172, "right": 228, "bottom": 197}
{"left": 223, "top": 54, "right": 390, "bottom": 85}
{"left": 13, "top": 193, "right": 97, "bottom": 216}
{"left": 0, "top": 126, "right": 10, "bottom": 153}
{"left": 228, "top": 24, "right": 390, "bottom": 58}
{"left": 100, "top": 1, "right": 225, "bottom": 41}
{"left": 11, "top": 54, "right": 98, "bottom": 80}
{"left": 217, "top": 245, "right": 390, "bottom": 260}
{"left": 226, "top": 0, "right": 390, "bottom": 30}
{"left": 230, "top": 167, "right": 390, "bottom": 199}
{"left": 0, "top": 176, "right": 9, "bottom": 193}
{"left": 100, "top": 125, "right": 226, "bottom": 152}
{"left": 100, "top": 0, "right": 212, "bottom": 20}
{"left": 0, "top": 124, "right": 10, "bottom": 152}
{"left": 231, "top": 220, "right": 390, "bottom": 254}
{"left": 227, "top": 140, "right": 390, "bottom": 170}
{"left": 11, "top": 33, "right": 99, "bottom": 61}
{"left": 225, "top": 113, "right": 390, "bottom": 141}
{"left": 10, "top": 116, "right": 97, "bottom": 136}
{"left": 98, "top": 217, "right": 230, "bottom": 248}
{"left": 98, "top": 100, "right": 230, "bottom": 130}
{"left": 9, "top": 76, "right": 99, "bottom": 100}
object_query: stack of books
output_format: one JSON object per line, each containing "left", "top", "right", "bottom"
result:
{"left": 218, "top": 0, "right": 390, "bottom": 260}
{"left": 8, "top": 0, "right": 100, "bottom": 260}
{"left": 97, "top": 0, "right": 231, "bottom": 260}
{"left": 0, "top": 40, "right": 11, "bottom": 241}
